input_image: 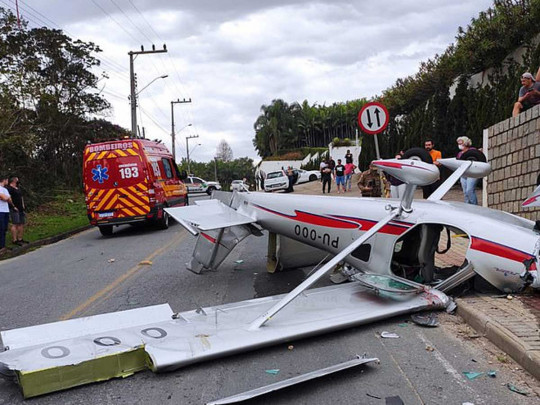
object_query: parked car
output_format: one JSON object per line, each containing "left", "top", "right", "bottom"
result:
{"left": 264, "top": 170, "right": 289, "bottom": 192}
{"left": 294, "top": 168, "right": 321, "bottom": 183}
{"left": 185, "top": 176, "right": 222, "bottom": 195}
{"left": 231, "top": 180, "right": 248, "bottom": 192}
{"left": 83, "top": 139, "right": 188, "bottom": 236}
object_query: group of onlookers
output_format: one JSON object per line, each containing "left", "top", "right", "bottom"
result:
{"left": 319, "top": 149, "right": 357, "bottom": 194}
{"left": 0, "top": 175, "right": 28, "bottom": 254}
{"left": 319, "top": 138, "right": 482, "bottom": 205}
{"left": 420, "top": 137, "right": 480, "bottom": 205}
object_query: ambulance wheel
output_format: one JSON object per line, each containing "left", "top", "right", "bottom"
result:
{"left": 206, "top": 186, "right": 216, "bottom": 195}
{"left": 459, "top": 149, "right": 487, "bottom": 162}
{"left": 401, "top": 147, "right": 433, "bottom": 164}
{"left": 98, "top": 225, "right": 113, "bottom": 237}
{"left": 156, "top": 209, "right": 169, "bottom": 230}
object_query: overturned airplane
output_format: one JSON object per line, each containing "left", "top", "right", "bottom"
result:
{"left": 1, "top": 149, "right": 538, "bottom": 398}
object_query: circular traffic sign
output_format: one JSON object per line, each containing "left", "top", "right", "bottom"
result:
{"left": 358, "top": 102, "right": 389, "bottom": 135}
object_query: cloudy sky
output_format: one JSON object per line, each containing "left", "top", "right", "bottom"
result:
{"left": 7, "top": 0, "right": 493, "bottom": 162}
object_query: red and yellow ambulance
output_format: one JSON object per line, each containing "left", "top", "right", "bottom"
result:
{"left": 83, "top": 139, "right": 188, "bottom": 236}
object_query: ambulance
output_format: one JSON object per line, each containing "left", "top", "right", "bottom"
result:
{"left": 83, "top": 139, "right": 188, "bottom": 236}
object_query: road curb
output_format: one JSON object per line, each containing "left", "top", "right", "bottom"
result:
{"left": 456, "top": 297, "right": 540, "bottom": 380}
{"left": 0, "top": 225, "right": 93, "bottom": 260}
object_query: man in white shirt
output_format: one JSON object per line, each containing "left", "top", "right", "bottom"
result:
{"left": 0, "top": 175, "right": 11, "bottom": 254}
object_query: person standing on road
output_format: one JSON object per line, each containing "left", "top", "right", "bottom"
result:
{"left": 422, "top": 140, "right": 442, "bottom": 199}
{"left": 456, "top": 136, "right": 479, "bottom": 205}
{"left": 344, "top": 149, "right": 353, "bottom": 164}
{"left": 0, "top": 175, "right": 12, "bottom": 254}
{"left": 344, "top": 160, "right": 356, "bottom": 192}
{"left": 328, "top": 156, "right": 336, "bottom": 180}
{"left": 334, "top": 159, "right": 346, "bottom": 193}
{"left": 321, "top": 160, "right": 332, "bottom": 194}
{"left": 6, "top": 176, "right": 28, "bottom": 245}
{"left": 285, "top": 167, "right": 295, "bottom": 193}
{"left": 357, "top": 164, "right": 388, "bottom": 197}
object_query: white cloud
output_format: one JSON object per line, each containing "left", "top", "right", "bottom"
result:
{"left": 12, "top": 0, "right": 494, "bottom": 162}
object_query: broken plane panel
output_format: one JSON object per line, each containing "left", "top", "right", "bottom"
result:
{"left": 0, "top": 280, "right": 449, "bottom": 398}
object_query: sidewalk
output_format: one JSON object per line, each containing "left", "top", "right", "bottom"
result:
{"left": 290, "top": 178, "right": 540, "bottom": 381}
{"left": 457, "top": 293, "right": 540, "bottom": 380}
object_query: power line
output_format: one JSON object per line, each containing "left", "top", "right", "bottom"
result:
{"left": 108, "top": 0, "right": 153, "bottom": 43}
{"left": 89, "top": 0, "right": 140, "bottom": 44}
{"left": 15, "top": 0, "right": 128, "bottom": 75}
{"left": 139, "top": 106, "right": 169, "bottom": 135}
{"left": 124, "top": 0, "right": 192, "bottom": 102}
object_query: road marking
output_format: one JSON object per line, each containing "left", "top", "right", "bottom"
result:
{"left": 416, "top": 331, "right": 484, "bottom": 404}
{"left": 60, "top": 230, "right": 187, "bottom": 320}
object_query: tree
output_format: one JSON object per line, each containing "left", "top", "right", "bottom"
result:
{"left": 0, "top": 7, "right": 125, "bottom": 204}
{"left": 215, "top": 139, "right": 233, "bottom": 161}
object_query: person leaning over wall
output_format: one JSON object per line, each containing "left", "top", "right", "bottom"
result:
{"left": 512, "top": 68, "right": 540, "bottom": 117}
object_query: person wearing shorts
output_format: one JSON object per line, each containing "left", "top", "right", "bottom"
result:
{"left": 7, "top": 176, "right": 28, "bottom": 246}
{"left": 334, "top": 159, "right": 346, "bottom": 194}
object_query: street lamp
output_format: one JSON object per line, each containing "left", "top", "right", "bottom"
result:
{"left": 130, "top": 74, "right": 168, "bottom": 137}
{"left": 138, "top": 74, "right": 168, "bottom": 95}
{"left": 186, "top": 134, "right": 199, "bottom": 175}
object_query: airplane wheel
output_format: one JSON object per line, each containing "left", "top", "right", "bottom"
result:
{"left": 459, "top": 149, "right": 487, "bottom": 162}
{"left": 401, "top": 147, "right": 433, "bottom": 164}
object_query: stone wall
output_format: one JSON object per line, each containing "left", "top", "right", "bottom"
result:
{"left": 486, "top": 104, "right": 540, "bottom": 220}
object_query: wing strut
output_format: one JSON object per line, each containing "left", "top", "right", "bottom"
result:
{"left": 248, "top": 210, "right": 399, "bottom": 330}
{"left": 427, "top": 161, "right": 472, "bottom": 201}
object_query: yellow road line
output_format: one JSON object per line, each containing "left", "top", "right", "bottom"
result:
{"left": 60, "top": 230, "right": 187, "bottom": 320}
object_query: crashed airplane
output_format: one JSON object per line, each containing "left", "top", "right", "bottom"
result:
{"left": 1, "top": 149, "right": 539, "bottom": 398}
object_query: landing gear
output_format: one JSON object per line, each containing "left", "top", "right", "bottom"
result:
{"left": 402, "top": 147, "right": 433, "bottom": 163}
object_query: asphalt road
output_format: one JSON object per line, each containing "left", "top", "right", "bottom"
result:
{"left": 0, "top": 192, "right": 537, "bottom": 404}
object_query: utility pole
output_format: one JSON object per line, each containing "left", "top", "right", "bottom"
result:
{"left": 171, "top": 98, "right": 192, "bottom": 160}
{"left": 129, "top": 44, "right": 167, "bottom": 137}
{"left": 186, "top": 134, "right": 199, "bottom": 175}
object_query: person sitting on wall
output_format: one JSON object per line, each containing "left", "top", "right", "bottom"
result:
{"left": 512, "top": 69, "right": 540, "bottom": 117}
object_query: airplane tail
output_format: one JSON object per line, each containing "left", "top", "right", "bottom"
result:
{"left": 165, "top": 193, "right": 259, "bottom": 273}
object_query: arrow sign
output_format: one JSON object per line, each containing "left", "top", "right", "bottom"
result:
{"left": 358, "top": 102, "right": 389, "bottom": 135}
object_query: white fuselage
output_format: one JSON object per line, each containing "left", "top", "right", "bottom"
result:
{"left": 233, "top": 192, "right": 539, "bottom": 292}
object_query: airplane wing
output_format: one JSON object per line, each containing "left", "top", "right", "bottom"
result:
{"left": 165, "top": 198, "right": 258, "bottom": 273}
{"left": 166, "top": 199, "right": 256, "bottom": 231}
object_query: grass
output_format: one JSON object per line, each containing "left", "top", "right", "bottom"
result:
{"left": 6, "top": 192, "right": 88, "bottom": 249}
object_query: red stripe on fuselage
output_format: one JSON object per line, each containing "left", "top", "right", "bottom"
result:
{"left": 254, "top": 205, "right": 411, "bottom": 235}
{"left": 201, "top": 232, "right": 217, "bottom": 243}
{"left": 254, "top": 205, "right": 359, "bottom": 229}
{"left": 330, "top": 215, "right": 411, "bottom": 235}
{"left": 523, "top": 195, "right": 540, "bottom": 207}
{"left": 471, "top": 236, "right": 535, "bottom": 266}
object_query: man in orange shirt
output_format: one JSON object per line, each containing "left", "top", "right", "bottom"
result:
{"left": 422, "top": 139, "right": 442, "bottom": 198}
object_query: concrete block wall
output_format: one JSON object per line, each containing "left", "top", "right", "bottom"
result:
{"left": 487, "top": 104, "right": 540, "bottom": 219}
